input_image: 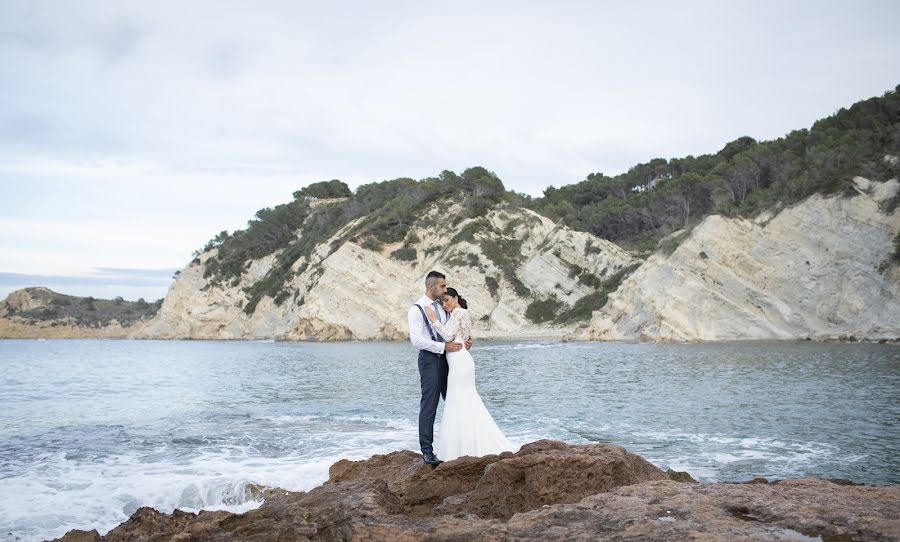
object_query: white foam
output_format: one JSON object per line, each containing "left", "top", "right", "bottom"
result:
{"left": 0, "top": 423, "right": 420, "bottom": 542}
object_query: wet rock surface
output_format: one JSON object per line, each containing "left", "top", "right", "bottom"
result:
{"left": 54, "top": 440, "right": 900, "bottom": 541}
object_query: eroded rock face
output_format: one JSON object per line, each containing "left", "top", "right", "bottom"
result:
{"left": 329, "top": 440, "right": 679, "bottom": 520}
{"left": 54, "top": 440, "right": 900, "bottom": 542}
{"left": 0, "top": 317, "right": 139, "bottom": 339}
{"left": 134, "top": 206, "right": 635, "bottom": 341}
{"left": 504, "top": 478, "right": 900, "bottom": 541}
{"left": 0, "top": 288, "right": 150, "bottom": 339}
{"left": 579, "top": 178, "right": 900, "bottom": 341}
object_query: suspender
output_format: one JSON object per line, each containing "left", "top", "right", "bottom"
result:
{"left": 414, "top": 304, "right": 439, "bottom": 342}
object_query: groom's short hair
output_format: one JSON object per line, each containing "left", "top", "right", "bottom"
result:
{"left": 425, "top": 270, "right": 445, "bottom": 287}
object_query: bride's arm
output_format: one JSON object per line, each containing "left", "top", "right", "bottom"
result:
{"left": 429, "top": 308, "right": 460, "bottom": 341}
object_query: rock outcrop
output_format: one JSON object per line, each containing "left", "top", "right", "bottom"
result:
{"left": 7, "top": 177, "right": 899, "bottom": 343}
{"left": 0, "top": 287, "right": 154, "bottom": 339}
{"left": 134, "top": 206, "right": 634, "bottom": 341}
{"left": 578, "top": 177, "right": 900, "bottom": 341}
{"left": 53, "top": 440, "right": 900, "bottom": 542}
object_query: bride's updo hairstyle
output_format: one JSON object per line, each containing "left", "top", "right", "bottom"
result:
{"left": 444, "top": 288, "right": 468, "bottom": 309}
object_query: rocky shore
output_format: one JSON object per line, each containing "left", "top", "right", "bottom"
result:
{"left": 55, "top": 440, "right": 900, "bottom": 542}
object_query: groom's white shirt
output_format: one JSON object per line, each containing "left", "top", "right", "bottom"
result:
{"left": 408, "top": 295, "right": 447, "bottom": 354}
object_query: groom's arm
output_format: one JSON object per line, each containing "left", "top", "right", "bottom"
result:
{"left": 408, "top": 306, "right": 445, "bottom": 354}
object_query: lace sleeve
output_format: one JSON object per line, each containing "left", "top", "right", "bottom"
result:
{"left": 460, "top": 309, "right": 471, "bottom": 341}
{"left": 431, "top": 308, "right": 470, "bottom": 342}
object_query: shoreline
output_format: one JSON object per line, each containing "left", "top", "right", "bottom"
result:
{"left": 2, "top": 331, "right": 899, "bottom": 343}
{"left": 51, "top": 440, "right": 900, "bottom": 542}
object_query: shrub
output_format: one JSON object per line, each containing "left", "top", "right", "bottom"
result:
{"left": 293, "top": 179, "right": 352, "bottom": 200}
{"left": 360, "top": 236, "right": 383, "bottom": 252}
{"left": 525, "top": 297, "right": 564, "bottom": 323}
{"left": 556, "top": 263, "right": 640, "bottom": 323}
{"left": 485, "top": 276, "right": 500, "bottom": 298}
{"left": 452, "top": 220, "right": 485, "bottom": 244}
{"left": 479, "top": 237, "right": 530, "bottom": 297}
{"left": 894, "top": 233, "right": 900, "bottom": 263}
{"left": 391, "top": 246, "right": 418, "bottom": 261}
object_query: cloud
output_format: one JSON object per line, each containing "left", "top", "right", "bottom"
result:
{"left": 1, "top": 0, "right": 899, "bottom": 284}
{"left": 4, "top": 0, "right": 897, "bottom": 192}
{"left": 0, "top": 268, "right": 175, "bottom": 301}
{"left": 0, "top": 268, "right": 174, "bottom": 288}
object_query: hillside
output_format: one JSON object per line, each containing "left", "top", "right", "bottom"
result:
{"left": 574, "top": 176, "right": 900, "bottom": 341}
{"left": 5, "top": 86, "right": 900, "bottom": 342}
{"left": 0, "top": 288, "right": 161, "bottom": 339}
{"left": 528, "top": 84, "right": 900, "bottom": 253}
{"left": 134, "top": 200, "right": 635, "bottom": 340}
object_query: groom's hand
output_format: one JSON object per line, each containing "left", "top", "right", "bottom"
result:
{"left": 464, "top": 338, "right": 473, "bottom": 350}
{"left": 445, "top": 342, "right": 463, "bottom": 353}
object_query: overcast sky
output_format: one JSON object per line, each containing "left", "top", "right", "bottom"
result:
{"left": 1, "top": 0, "right": 899, "bottom": 301}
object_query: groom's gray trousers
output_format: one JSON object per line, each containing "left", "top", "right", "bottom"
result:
{"left": 418, "top": 349, "right": 449, "bottom": 454}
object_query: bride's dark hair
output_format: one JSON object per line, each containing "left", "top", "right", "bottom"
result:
{"left": 444, "top": 287, "right": 468, "bottom": 309}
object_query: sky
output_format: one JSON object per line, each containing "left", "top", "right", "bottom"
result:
{"left": 1, "top": 1, "right": 899, "bottom": 301}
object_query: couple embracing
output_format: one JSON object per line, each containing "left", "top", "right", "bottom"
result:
{"left": 407, "top": 270, "right": 515, "bottom": 466}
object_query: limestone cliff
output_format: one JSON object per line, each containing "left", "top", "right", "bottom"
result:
{"left": 0, "top": 287, "right": 155, "bottom": 339}
{"left": 134, "top": 205, "right": 635, "bottom": 340}
{"left": 8, "top": 177, "right": 899, "bottom": 343}
{"left": 576, "top": 177, "right": 900, "bottom": 341}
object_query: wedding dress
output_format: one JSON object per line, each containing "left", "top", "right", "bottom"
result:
{"left": 430, "top": 307, "right": 515, "bottom": 461}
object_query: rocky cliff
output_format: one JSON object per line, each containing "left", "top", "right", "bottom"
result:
{"left": 0, "top": 287, "right": 156, "bottom": 339}
{"left": 576, "top": 177, "right": 900, "bottom": 341}
{"left": 134, "top": 204, "right": 635, "bottom": 341}
{"left": 6, "top": 176, "right": 899, "bottom": 343}
{"left": 54, "top": 440, "right": 900, "bottom": 542}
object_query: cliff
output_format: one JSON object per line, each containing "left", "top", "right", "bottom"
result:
{"left": 0, "top": 287, "right": 156, "bottom": 339}
{"left": 6, "top": 177, "right": 898, "bottom": 343}
{"left": 133, "top": 205, "right": 635, "bottom": 340}
{"left": 576, "top": 177, "right": 900, "bottom": 341}
{"left": 54, "top": 440, "right": 900, "bottom": 542}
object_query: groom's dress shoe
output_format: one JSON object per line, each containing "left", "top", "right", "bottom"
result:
{"left": 422, "top": 452, "right": 442, "bottom": 466}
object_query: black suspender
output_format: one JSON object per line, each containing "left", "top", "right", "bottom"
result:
{"left": 414, "top": 304, "right": 438, "bottom": 342}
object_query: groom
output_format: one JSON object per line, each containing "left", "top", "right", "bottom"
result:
{"left": 408, "top": 270, "right": 472, "bottom": 465}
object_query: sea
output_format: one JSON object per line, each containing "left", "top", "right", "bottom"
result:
{"left": 0, "top": 339, "right": 898, "bottom": 542}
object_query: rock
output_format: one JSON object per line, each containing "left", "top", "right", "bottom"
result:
{"left": 434, "top": 440, "right": 682, "bottom": 519}
{"left": 0, "top": 288, "right": 153, "bottom": 339}
{"left": 53, "top": 441, "right": 900, "bottom": 542}
{"left": 55, "top": 529, "right": 100, "bottom": 542}
{"left": 578, "top": 178, "right": 900, "bottom": 342}
{"left": 666, "top": 468, "right": 698, "bottom": 483}
{"left": 503, "top": 478, "right": 900, "bottom": 541}
{"left": 132, "top": 206, "right": 635, "bottom": 341}
{"left": 328, "top": 440, "right": 686, "bottom": 520}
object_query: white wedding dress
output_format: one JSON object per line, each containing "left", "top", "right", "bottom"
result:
{"left": 431, "top": 307, "right": 516, "bottom": 461}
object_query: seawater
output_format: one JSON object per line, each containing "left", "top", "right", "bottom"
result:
{"left": 0, "top": 339, "right": 898, "bottom": 542}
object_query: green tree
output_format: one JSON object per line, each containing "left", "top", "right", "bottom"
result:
{"left": 293, "top": 180, "right": 352, "bottom": 200}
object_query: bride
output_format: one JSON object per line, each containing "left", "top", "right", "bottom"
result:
{"left": 424, "top": 288, "right": 515, "bottom": 461}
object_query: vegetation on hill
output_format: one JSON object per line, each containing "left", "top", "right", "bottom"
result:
{"left": 3, "top": 288, "right": 162, "bottom": 327}
{"left": 196, "top": 85, "right": 900, "bottom": 320}
{"left": 528, "top": 84, "right": 900, "bottom": 251}
{"left": 199, "top": 169, "right": 517, "bottom": 314}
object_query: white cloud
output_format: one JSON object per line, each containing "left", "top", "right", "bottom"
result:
{"left": 1, "top": 0, "right": 899, "bottom": 296}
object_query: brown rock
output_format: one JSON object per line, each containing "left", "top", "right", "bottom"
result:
{"left": 52, "top": 441, "right": 900, "bottom": 542}
{"left": 328, "top": 439, "right": 683, "bottom": 519}
{"left": 436, "top": 440, "right": 681, "bottom": 519}
{"left": 55, "top": 530, "right": 101, "bottom": 542}
{"left": 666, "top": 468, "right": 698, "bottom": 483}
{"left": 506, "top": 478, "right": 900, "bottom": 542}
